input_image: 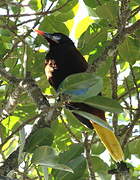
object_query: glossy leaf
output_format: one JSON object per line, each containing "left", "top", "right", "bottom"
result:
{"left": 75, "top": 16, "right": 94, "bottom": 39}
{"left": 72, "top": 110, "right": 113, "bottom": 131}
{"left": 58, "top": 72, "right": 103, "bottom": 101}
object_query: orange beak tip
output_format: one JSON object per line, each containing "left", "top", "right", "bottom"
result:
{"left": 33, "top": 29, "right": 45, "bottom": 36}
{"left": 33, "top": 29, "right": 37, "bottom": 32}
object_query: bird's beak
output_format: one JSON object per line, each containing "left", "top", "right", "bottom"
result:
{"left": 34, "top": 29, "right": 58, "bottom": 43}
{"left": 34, "top": 29, "right": 46, "bottom": 36}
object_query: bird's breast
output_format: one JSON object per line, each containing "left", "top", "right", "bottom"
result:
{"left": 45, "top": 59, "right": 58, "bottom": 80}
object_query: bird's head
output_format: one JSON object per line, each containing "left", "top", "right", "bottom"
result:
{"left": 34, "top": 30, "right": 74, "bottom": 46}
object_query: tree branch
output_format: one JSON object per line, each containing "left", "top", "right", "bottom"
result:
{"left": 83, "top": 132, "right": 96, "bottom": 180}
{"left": 110, "top": 53, "right": 118, "bottom": 133}
{"left": 0, "top": 81, "right": 23, "bottom": 122}
{"left": 0, "top": 66, "right": 19, "bottom": 82}
{"left": 125, "top": 19, "right": 140, "bottom": 34}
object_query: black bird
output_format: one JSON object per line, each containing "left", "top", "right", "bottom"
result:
{"left": 34, "top": 30, "right": 124, "bottom": 162}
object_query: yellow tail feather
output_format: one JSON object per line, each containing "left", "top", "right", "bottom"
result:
{"left": 93, "top": 123, "right": 124, "bottom": 162}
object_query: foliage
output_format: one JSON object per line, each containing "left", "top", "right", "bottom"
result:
{"left": 0, "top": 0, "right": 140, "bottom": 179}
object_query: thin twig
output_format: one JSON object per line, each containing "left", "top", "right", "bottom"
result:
{"left": 0, "top": 66, "right": 19, "bottom": 82}
{"left": 0, "top": 0, "right": 69, "bottom": 18}
{"left": 61, "top": 115, "right": 81, "bottom": 143}
{"left": 129, "top": 5, "right": 140, "bottom": 20}
{"left": 2, "top": 40, "right": 20, "bottom": 62}
{"left": 129, "top": 135, "right": 140, "bottom": 143}
{"left": 129, "top": 64, "right": 140, "bottom": 107}
{"left": 125, "top": 19, "right": 140, "bottom": 34}
{"left": 118, "top": 84, "right": 140, "bottom": 100}
{"left": 124, "top": 78, "right": 133, "bottom": 120}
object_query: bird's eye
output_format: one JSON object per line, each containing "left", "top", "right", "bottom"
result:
{"left": 53, "top": 35, "right": 61, "bottom": 41}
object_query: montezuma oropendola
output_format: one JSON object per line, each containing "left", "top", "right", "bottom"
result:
{"left": 34, "top": 29, "right": 124, "bottom": 162}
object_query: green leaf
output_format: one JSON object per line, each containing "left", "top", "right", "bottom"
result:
{"left": 39, "top": 16, "right": 69, "bottom": 36}
{"left": 92, "top": 156, "right": 109, "bottom": 172}
{"left": 32, "top": 146, "right": 73, "bottom": 173}
{"left": 72, "top": 110, "right": 113, "bottom": 131}
{"left": 118, "top": 37, "right": 140, "bottom": 64}
{"left": 0, "top": 38, "right": 8, "bottom": 58}
{"left": 83, "top": 0, "right": 100, "bottom": 8}
{"left": 78, "top": 29, "right": 107, "bottom": 55}
{"left": 91, "top": 142, "right": 105, "bottom": 155}
{"left": 57, "top": 0, "right": 78, "bottom": 13}
{"left": 29, "top": 0, "right": 38, "bottom": 10}
{"left": 29, "top": 0, "right": 46, "bottom": 10}
{"left": 128, "top": 139, "right": 140, "bottom": 156}
{"left": 54, "top": 10, "right": 75, "bottom": 22}
{"left": 92, "top": 156, "right": 110, "bottom": 179}
{"left": 51, "top": 120, "right": 71, "bottom": 150}
{"left": 74, "top": 96, "right": 123, "bottom": 113}
{"left": 95, "top": 2, "right": 118, "bottom": 24}
{"left": 24, "top": 128, "right": 54, "bottom": 153}
{"left": 59, "top": 144, "right": 84, "bottom": 164}
{"left": 64, "top": 108, "right": 83, "bottom": 129}
{"left": 52, "top": 155, "right": 86, "bottom": 180}
{"left": 2, "top": 116, "right": 20, "bottom": 130}
{"left": 58, "top": 72, "right": 103, "bottom": 101}
{"left": 94, "top": 57, "right": 112, "bottom": 77}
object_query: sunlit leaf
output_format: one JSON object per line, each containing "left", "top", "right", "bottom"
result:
{"left": 75, "top": 16, "right": 94, "bottom": 39}
{"left": 2, "top": 116, "right": 20, "bottom": 130}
